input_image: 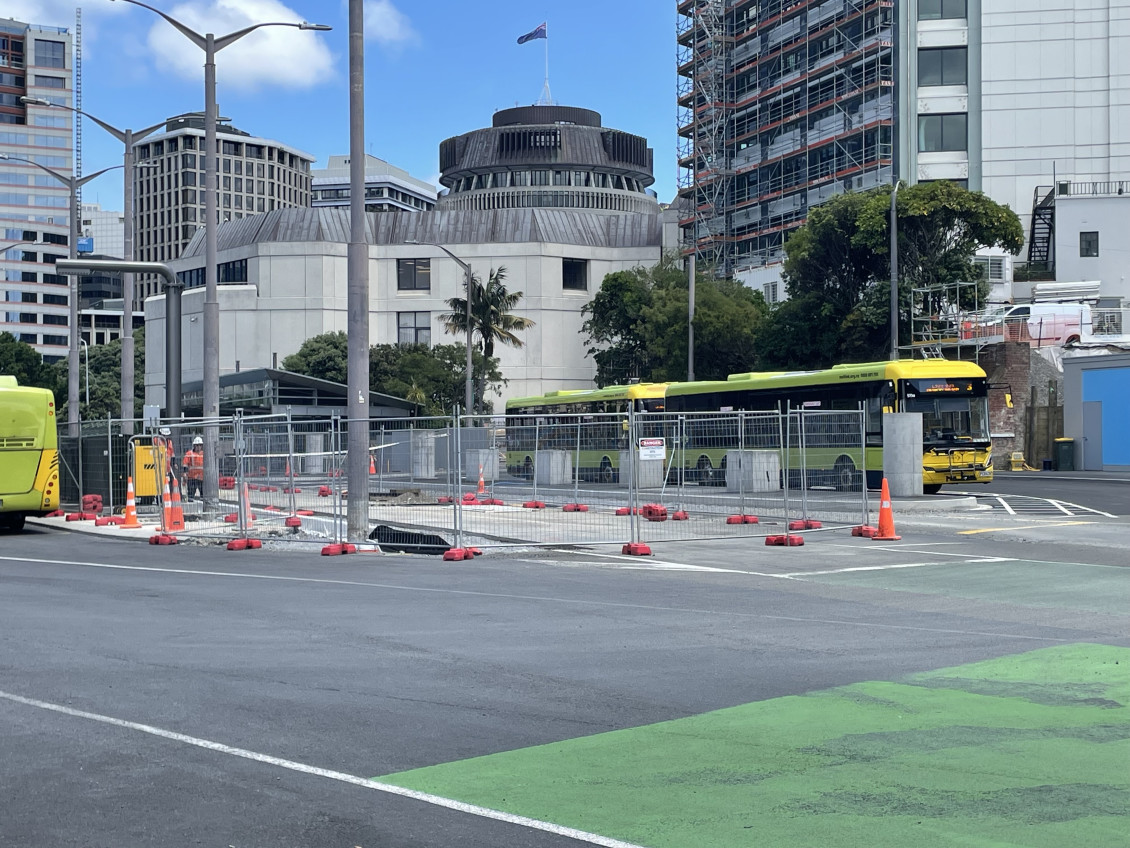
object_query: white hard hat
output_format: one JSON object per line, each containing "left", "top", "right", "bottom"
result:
{"left": 159, "top": 427, "right": 171, "bottom": 436}
{"left": 193, "top": 436, "right": 203, "bottom": 445}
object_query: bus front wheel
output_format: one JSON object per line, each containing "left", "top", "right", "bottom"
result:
{"left": 924, "top": 484, "right": 942, "bottom": 495}
{"left": 696, "top": 456, "right": 715, "bottom": 485}
{"left": 600, "top": 457, "right": 615, "bottom": 484}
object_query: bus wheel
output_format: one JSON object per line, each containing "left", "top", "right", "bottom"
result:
{"left": 696, "top": 456, "right": 714, "bottom": 485}
{"left": 1, "top": 514, "right": 25, "bottom": 532}
{"left": 923, "top": 484, "right": 942, "bottom": 495}
{"left": 834, "top": 457, "right": 859, "bottom": 491}
{"left": 600, "top": 457, "right": 614, "bottom": 484}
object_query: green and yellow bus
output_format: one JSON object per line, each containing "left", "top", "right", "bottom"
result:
{"left": 0, "top": 376, "right": 60, "bottom": 530}
{"left": 504, "top": 384, "right": 668, "bottom": 482}
{"left": 664, "top": 360, "right": 993, "bottom": 493}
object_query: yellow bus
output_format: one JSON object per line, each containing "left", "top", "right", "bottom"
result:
{"left": 504, "top": 384, "right": 668, "bottom": 482}
{"left": 0, "top": 376, "right": 60, "bottom": 530}
{"left": 664, "top": 360, "right": 993, "bottom": 493}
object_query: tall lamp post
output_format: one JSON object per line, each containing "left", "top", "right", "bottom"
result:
{"left": 890, "top": 180, "right": 902, "bottom": 362}
{"left": 21, "top": 97, "right": 168, "bottom": 434}
{"left": 407, "top": 240, "right": 475, "bottom": 417}
{"left": 111, "top": 0, "right": 331, "bottom": 504}
{"left": 0, "top": 153, "right": 119, "bottom": 435}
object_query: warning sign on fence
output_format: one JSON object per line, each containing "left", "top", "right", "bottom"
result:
{"left": 638, "top": 437, "right": 665, "bottom": 460}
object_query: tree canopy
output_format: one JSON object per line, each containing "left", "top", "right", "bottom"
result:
{"left": 581, "top": 253, "right": 768, "bottom": 386}
{"left": 767, "top": 182, "right": 1024, "bottom": 367}
{"left": 282, "top": 333, "right": 504, "bottom": 416}
{"left": 0, "top": 332, "right": 59, "bottom": 393}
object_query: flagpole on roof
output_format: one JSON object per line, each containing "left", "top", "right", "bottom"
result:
{"left": 540, "top": 23, "right": 552, "bottom": 105}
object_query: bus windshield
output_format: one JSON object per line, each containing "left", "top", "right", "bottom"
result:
{"left": 901, "top": 378, "right": 990, "bottom": 445}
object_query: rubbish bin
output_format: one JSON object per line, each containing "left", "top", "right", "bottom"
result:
{"left": 1054, "top": 438, "right": 1075, "bottom": 472}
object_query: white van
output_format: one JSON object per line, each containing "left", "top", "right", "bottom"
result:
{"left": 974, "top": 303, "right": 1092, "bottom": 346}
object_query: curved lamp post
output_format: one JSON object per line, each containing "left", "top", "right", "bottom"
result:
{"left": 111, "top": 0, "right": 331, "bottom": 504}
{"left": 0, "top": 153, "right": 120, "bottom": 434}
{"left": 406, "top": 240, "right": 474, "bottom": 417}
{"left": 22, "top": 96, "right": 169, "bottom": 434}
{"left": 890, "top": 180, "right": 902, "bottom": 361}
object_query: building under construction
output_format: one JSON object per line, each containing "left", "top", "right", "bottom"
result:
{"left": 677, "top": 0, "right": 895, "bottom": 277}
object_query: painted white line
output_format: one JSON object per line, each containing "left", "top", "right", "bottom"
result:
{"left": 781, "top": 558, "right": 1017, "bottom": 578}
{"left": 997, "top": 496, "right": 1016, "bottom": 516}
{"left": 0, "top": 690, "right": 646, "bottom": 848}
{"left": 557, "top": 550, "right": 750, "bottom": 574}
{"left": 1049, "top": 499, "right": 1074, "bottom": 517}
{"left": 0, "top": 554, "right": 1068, "bottom": 640}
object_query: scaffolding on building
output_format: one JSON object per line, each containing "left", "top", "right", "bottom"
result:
{"left": 677, "top": 0, "right": 896, "bottom": 277}
{"left": 908, "top": 279, "right": 987, "bottom": 360}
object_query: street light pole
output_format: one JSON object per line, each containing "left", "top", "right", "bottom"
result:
{"left": 112, "top": 0, "right": 331, "bottom": 505}
{"left": 0, "top": 154, "right": 119, "bottom": 435}
{"left": 890, "top": 180, "right": 902, "bottom": 362}
{"left": 21, "top": 97, "right": 167, "bottom": 435}
{"left": 407, "top": 241, "right": 474, "bottom": 416}
{"left": 79, "top": 338, "right": 89, "bottom": 408}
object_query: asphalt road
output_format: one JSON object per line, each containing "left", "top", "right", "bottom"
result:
{"left": 1, "top": 518, "right": 1128, "bottom": 847}
{"left": 946, "top": 470, "right": 1130, "bottom": 516}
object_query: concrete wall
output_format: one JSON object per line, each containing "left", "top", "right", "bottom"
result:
{"left": 1054, "top": 195, "right": 1130, "bottom": 299}
{"left": 145, "top": 240, "right": 662, "bottom": 409}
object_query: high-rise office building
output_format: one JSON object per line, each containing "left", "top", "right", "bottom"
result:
{"left": 0, "top": 17, "right": 73, "bottom": 360}
{"left": 678, "top": 1, "right": 1130, "bottom": 283}
{"left": 131, "top": 113, "right": 315, "bottom": 300}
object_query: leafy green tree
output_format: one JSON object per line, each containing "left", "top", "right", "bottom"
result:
{"left": 0, "top": 331, "right": 59, "bottom": 392}
{"left": 369, "top": 343, "right": 503, "bottom": 417}
{"left": 47, "top": 327, "right": 145, "bottom": 422}
{"left": 765, "top": 182, "right": 1024, "bottom": 367}
{"left": 582, "top": 254, "right": 768, "bottom": 385}
{"left": 280, "top": 331, "right": 348, "bottom": 384}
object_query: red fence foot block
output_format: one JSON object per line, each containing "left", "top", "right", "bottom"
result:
{"left": 642, "top": 504, "right": 668, "bottom": 522}
{"left": 296, "top": 509, "right": 315, "bottom": 517}
{"left": 443, "top": 547, "right": 470, "bottom": 561}
{"left": 223, "top": 513, "right": 238, "bottom": 523}
{"left": 341, "top": 544, "right": 357, "bottom": 554}
{"left": 285, "top": 516, "right": 302, "bottom": 528}
{"left": 563, "top": 503, "right": 589, "bottom": 512}
{"left": 765, "top": 534, "right": 804, "bottom": 547}
{"left": 671, "top": 510, "right": 689, "bottom": 520}
{"left": 852, "top": 525, "right": 879, "bottom": 538}
{"left": 789, "top": 519, "right": 822, "bottom": 530}
{"left": 437, "top": 496, "right": 454, "bottom": 504}
{"left": 727, "top": 514, "right": 759, "bottom": 525}
{"left": 318, "top": 486, "right": 332, "bottom": 497}
{"left": 321, "top": 544, "right": 344, "bottom": 556}
{"left": 614, "top": 507, "right": 640, "bottom": 516}
{"left": 484, "top": 498, "right": 505, "bottom": 506}
{"left": 149, "top": 534, "right": 178, "bottom": 545}
{"left": 522, "top": 500, "right": 546, "bottom": 509}
{"left": 227, "top": 538, "right": 248, "bottom": 551}
{"left": 622, "top": 542, "right": 652, "bottom": 556}
{"left": 283, "top": 487, "right": 302, "bottom": 494}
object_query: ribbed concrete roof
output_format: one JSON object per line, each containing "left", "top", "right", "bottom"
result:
{"left": 180, "top": 207, "right": 662, "bottom": 257}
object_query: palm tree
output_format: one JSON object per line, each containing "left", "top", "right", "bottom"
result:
{"left": 439, "top": 266, "right": 535, "bottom": 410}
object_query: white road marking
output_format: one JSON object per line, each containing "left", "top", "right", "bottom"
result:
{"left": 0, "top": 690, "right": 647, "bottom": 848}
{"left": 781, "top": 558, "right": 1017, "bottom": 578}
{"left": 997, "top": 496, "right": 1016, "bottom": 515}
{"left": 0, "top": 554, "right": 1067, "bottom": 639}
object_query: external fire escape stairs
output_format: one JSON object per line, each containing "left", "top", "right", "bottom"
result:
{"left": 1027, "top": 186, "right": 1055, "bottom": 270}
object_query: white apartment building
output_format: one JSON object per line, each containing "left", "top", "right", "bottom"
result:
{"left": 311, "top": 154, "right": 436, "bottom": 213}
{"left": 79, "top": 201, "right": 124, "bottom": 258}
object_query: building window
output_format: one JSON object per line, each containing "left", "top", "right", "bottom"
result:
{"left": 562, "top": 258, "right": 588, "bottom": 291}
{"left": 918, "top": 114, "right": 967, "bottom": 152}
{"left": 1080, "top": 231, "right": 1099, "bottom": 257}
{"left": 398, "top": 311, "right": 430, "bottom": 346}
{"left": 397, "top": 258, "right": 431, "bottom": 291}
{"left": 919, "top": 0, "right": 966, "bottom": 19}
{"left": 42, "top": 334, "right": 66, "bottom": 346}
{"left": 33, "top": 40, "right": 65, "bottom": 68}
{"left": 918, "top": 47, "right": 967, "bottom": 86}
{"left": 33, "top": 75, "right": 65, "bottom": 88}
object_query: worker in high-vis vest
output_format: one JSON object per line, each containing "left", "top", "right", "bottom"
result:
{"left": 183, "top": 436, "right": 204, "bottom": 500}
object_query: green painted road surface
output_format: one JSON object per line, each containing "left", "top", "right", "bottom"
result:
{"left": 376, "top": 644, "right": 1130, "bottom": 848}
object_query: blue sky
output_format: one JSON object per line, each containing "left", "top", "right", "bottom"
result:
{"left": 11, "top": 0, "right": 679, "bottom": 210}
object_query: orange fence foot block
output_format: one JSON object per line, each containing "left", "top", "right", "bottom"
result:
{"left": 563, "top": 503, "right": 589, "bottom": 512}
{"left": 765, "top": 534, "right": 804, "bottom": 546}
{"left": 789, "top": 519, "right": 821, "bottom": 531}
{"left": 622, "top": 542, "right": 652, "bottom": 556}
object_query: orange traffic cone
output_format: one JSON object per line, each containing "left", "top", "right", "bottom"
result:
{"left": 121, "top": 477, "right": 142, "bottom": 529}
{"left": 161, "top": 478, "right": 173, "bottom": 532}
{"left": 169, "top": 477, "right": 186, "bottom": 532}
{"left": 240, "top": 483, "right": 255, "bottom": 529}
{"left": 477, "top": 464, "right": 486, "bottom": 496}
{"left": 872, "top": 478, "right": 901, "bottom": 541}
{"left": 369, "top": 454, "right": 376, "bottom": 474}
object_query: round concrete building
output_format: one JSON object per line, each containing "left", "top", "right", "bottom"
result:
{"left": 437, "top": 105, "right": 659, "bottom": 214}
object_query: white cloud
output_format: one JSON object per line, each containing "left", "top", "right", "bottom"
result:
{"left": 361, "top": 0, "right": 416, "bottom": 46}
{"left": 145, "top": 0, "right": 335, "bottom": 92}
{"left": 1, "top": 1, "right": 128, "bottom": 27}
